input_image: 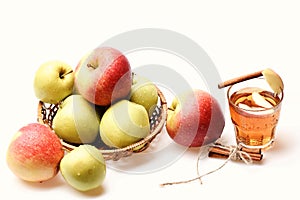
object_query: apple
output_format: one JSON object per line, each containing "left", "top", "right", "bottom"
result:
{"left": 99, "top": 100, "right": 150, "bottom": 148}
{"left": 52, "top": 94, "right": 100, "bottom": 144}
{"left": 166, "top": 89, "right": 225, "bottom": 147}
{"left": 34, "top": 60, "right": 74, "bottom": 104}
{"left": 60, "top": 145, "right": 106, "bottom": 192}
{"left": 6, "top": 123, "right": 64, "bottom": 182}
{"left": 75, "top": 47, "right": 132, "bottom": 106}
{"left": 130, "top": 73, "right": 158, "bottom": 116}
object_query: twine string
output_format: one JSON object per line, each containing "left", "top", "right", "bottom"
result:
{"left": 214, "top": 143, "right": 253, "bottom": 164}
{"left": 160, "top": 143, "right": 253, "bottom": 187}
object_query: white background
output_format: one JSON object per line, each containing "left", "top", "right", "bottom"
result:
{"left": 0, "top": 0, "right": 299, "bottom": 199}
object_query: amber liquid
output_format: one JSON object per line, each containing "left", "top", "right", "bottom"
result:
{"left": 229, "top": 88, "right": 282, "bottom": 148}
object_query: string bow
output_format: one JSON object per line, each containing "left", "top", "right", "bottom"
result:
{"left": 160, "top": 142, "right": 254, "bottom": 187}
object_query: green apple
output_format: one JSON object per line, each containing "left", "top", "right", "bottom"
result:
{"left": 100, "top": 100, "right": 150, "bottom": 148}
{"left": 34, "top": 60, "right": 74, "bottom": 104}
{"left": 60, "top": 145, "right": 106, "bottom": 192}
{"left": 52, "top": 95, "right": 100, "bottom": 144}
{"left": 130, "top": 74, "right": 158, "bottom": 116}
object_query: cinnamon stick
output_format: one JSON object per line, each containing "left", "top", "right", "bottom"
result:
{"left": 208, "top": 146, "right": 263, "bottom": 162}
{"left": 218, "top": 70, "right": 263, "bottom": 89}
{"left": 241, "top": 147, "right": 261, "bottom": 154}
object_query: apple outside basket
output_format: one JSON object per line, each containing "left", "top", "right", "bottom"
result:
{"left": 37, "top": 86, "right": 167, "bottom": 161}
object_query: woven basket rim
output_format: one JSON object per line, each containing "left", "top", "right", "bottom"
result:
{"left": 37, "top": 85, "right": 167, "bottom": 160}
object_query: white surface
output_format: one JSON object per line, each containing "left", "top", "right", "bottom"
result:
{"left": 0, "top": 0, "right": 299, "bottom": 199}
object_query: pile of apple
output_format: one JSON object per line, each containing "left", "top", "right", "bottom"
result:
{"left": 6, "top": 46, "right": 159, "bottom": 191}
{"left": 6, "top": 46, "right": 225, "bottom": 192}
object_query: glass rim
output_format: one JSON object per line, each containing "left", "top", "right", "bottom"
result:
{"left": 227, "top": 78, "right": 284, "bottom": 113}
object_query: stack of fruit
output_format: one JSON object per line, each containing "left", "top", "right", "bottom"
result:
{"left": 6, "top": 46, "right": 226, "bottom": 193}
{"left": 34, "top": 47, "right": 162, "bottom": 150}
{"left": 6, "top": 46, "right": 163, "bottom": 192}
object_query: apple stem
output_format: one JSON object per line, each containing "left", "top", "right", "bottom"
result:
{"left": 60, "top": 70, "right": 73, "bottom": 79}
{"left": 168, "top": 107, "right": 175, "bottom": 111}
{"left": 87, "top": 63, "right": 96, "bottom": 69}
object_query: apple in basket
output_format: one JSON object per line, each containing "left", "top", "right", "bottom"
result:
{"left": 130, "top": 73, "right": 158, "bottom": 116}
{"left": 166, "top": 89, "right": 225, "bottom": 147}
{"left": 33, "top": 60, "right": 74, "bottom": 104}
{"left": 6, "top": 123, "right": 64, "bottom": 182}
{"left": 99, "top": 100, "right": 150, "bottom": 148}
{"left": 52, "top": 94, "right": 101, "bottom": 144}
{"left": 74, "top": 46, "right": 132, "bottom": 106}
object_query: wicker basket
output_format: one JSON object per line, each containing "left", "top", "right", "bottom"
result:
{"left": 37, "top": 86, "right": 167, "bottom": 161}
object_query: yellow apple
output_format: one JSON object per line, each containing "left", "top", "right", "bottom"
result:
{"left": 99, "top": 100, "right": 150, "bottom": 148}
{"left": 34, "top": 60, "right": 74, "bottom": 104}
{"left": 130, "top": 74, "right": 158, "bottom": 116}
{"left": 60, "top": 145, "right": 106, "bottom": 192}
{"left": 52, "top": 95, "right": 100, "bottom": 144}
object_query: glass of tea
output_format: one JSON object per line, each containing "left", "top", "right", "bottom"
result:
{"left": 227, "top": 77, "right": 283, "bottom": 149}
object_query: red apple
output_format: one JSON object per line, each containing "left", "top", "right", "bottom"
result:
{"left": 166, "top": 89, "right": 225, "bottom": 147}
{"left": 6, "top": 123, "right": 64, "bottom": 182}
{"left": 74, "top": 47, "right": 132, "bottom": 106}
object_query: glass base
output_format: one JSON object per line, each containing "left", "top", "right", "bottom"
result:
{"left": 237, "top": 139, "right": 274, "bottom": 151}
